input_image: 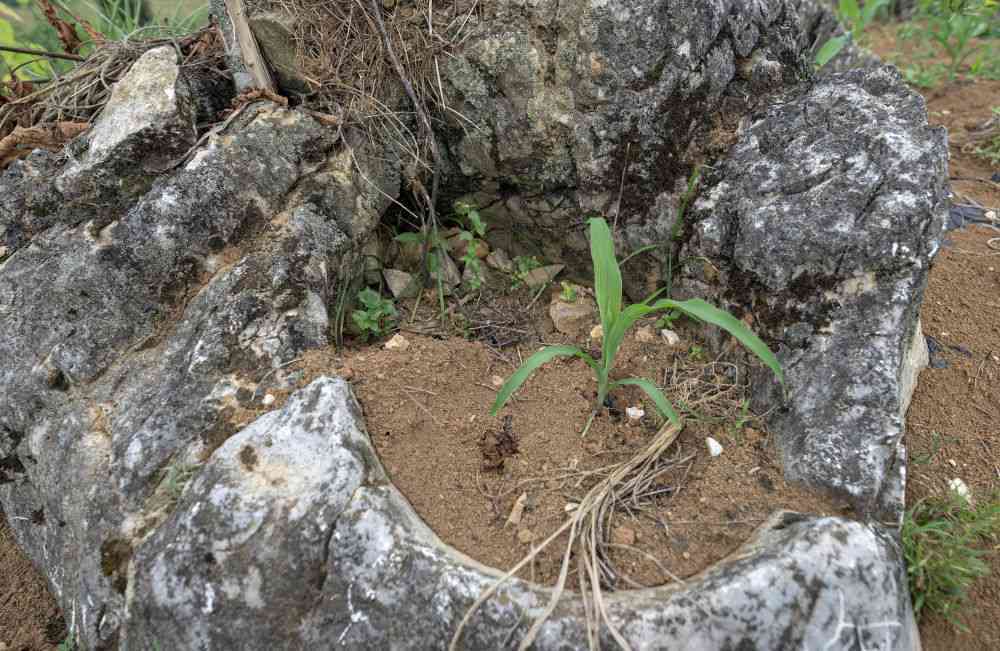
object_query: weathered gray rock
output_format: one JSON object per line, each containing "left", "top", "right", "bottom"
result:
{"left": 120, "top": 377, "right": 919, "bottom": 650}
{"left": 2, "top": 47, "right": 199, "bottom": 247}
{"left": 677, "top": 65, "right": 948, "bottom": 519}
{"left": 439, "top": 0, "right": 845, "bottom": 298}
{"left": 0, "top": 58, "right": 397, "bottom": 647}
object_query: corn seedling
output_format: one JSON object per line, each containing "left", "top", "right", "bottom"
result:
{"left": 559, "top": 281, "right": 578, "bottom": 302}
{"left": 491, "top": 217, "right": 782, "bottom": 435}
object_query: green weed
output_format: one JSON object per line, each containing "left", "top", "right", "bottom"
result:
{"left": 972, "top": 107, "right": 1000, "bottom": 165}
{"left": 351, "top": 288, "right": 397, "bottom": 341}
{"left": 453, "top": 201, "right": 487, "bottom": 291}
{"left": 816, "top": 0, "right": 892, "bottom": 68}
{"left": 491, "top": 217, "right": 782, "bottom": 433}
{"left": 511, "top": 254, "right": 543, "bottom": 288}
{"left": 903, "top": 489, "right": 1000, "bottom": 629}
{"left": 905, "top": 0, "right": 998, "bottom": 81}
{"left": 559, "top": 281, "right": 578, "bottom": 302}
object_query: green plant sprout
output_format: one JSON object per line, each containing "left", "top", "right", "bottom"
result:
{"left": 815, "top": 0, "right": 891, "bottom": 68}
{"left": 511, "top": 254, "right": 543, "bottom": 288}
{"left": 491, "top": 217, "right": 782, "bottom": 433}
{"left": 454, "top": 201, "right": 487, "bottom": 291}
{"left": 559, "top": 281, "right": 578, "bottom": 302}
{"left": 351, "top": 288, "right": 397, "bottom": 341}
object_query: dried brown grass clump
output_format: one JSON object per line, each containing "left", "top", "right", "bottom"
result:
{"left": 248, "top": 0, "right": 478, "bottom": 163}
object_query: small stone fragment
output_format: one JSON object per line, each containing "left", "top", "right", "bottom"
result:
{"left": 385, "top": 333, "right": 409, "bottom": 350}
{"left": 517, "top": 529, "right": 535, "bottom": 544}
{"left": 625, "top": 406, "right": 645, "bottom": 421}
{"left": 564, "top": 502, "right": 579, "bottom": 512}
{"left": 947, "top": 459, "right": 957, "bottom": 468}
{"left": 549, "top": 294, "right": 596, "bottom": 336}
{"left": 521, "top": 264, "right": 565, "bottom": 288}
{"left": 948, "top": 478, "right": 971, "bottom": 503}
{"left": 261, "top": 394, "right": 276, "bottom": 407}
{"left": 430, "top": 251, "right": 462, "bottom": 291}
{"left": 635, "top": 325, "right": 656, "bottom": 343}
{"left": 382, "top": 269, "right": 419, "bottom": 299}
{"left": 660, "top": 328, "right": 681, "bottom": 346}
{"left": 705, "top": 437, "right": 724, "bottom": 457}
{"left": 612, "top": 526, "right": 637, "bottom": 546}
{"left": 506, "top": 492, "right": 528, "bottom": 527}
{"left": 490, "top": 375, "right": 504, "bottom": 388}
{"left": 485, "top": 248, "right": 514, "bottom": 273}
{"left": 590, "top": 324, "right": 603, "bottom": 340}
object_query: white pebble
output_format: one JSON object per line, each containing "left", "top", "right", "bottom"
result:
{"left": 706, "top": 437, "right": 724, "bottom": 457}
{"left": 948, "top": 478, "right": 971, "bottom": 502}
{"left": 590, "top": 324, "right": 603, "bottom": 340}
{"left": 385, "top": 333, "right": 410, "bottom": 350}
{"left": 660, "top": 328, "right": 681, "bottom": 346}
{"left": 261, "top": 394, "right": 275, "bottom": 407}
{"left": 626, "top": 406, "right": 645, "bottom": 421}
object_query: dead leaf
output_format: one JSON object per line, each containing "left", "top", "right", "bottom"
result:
{"left": 36, "top": 0, "right": 82, "bottom": 54}
{"left": 0, "top": 121, "right": 89, "bottom": 169}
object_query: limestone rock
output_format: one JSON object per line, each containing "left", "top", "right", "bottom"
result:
{"left": 678, "top": 66, "right": 948, "bottom": 520}
{"left": 0, "top": 67, "right": 397, "bottom": 648}
{"left": 119, "top": 378, "right": 919, "bottom": 650}
{"left": 521, "top": 264, "right": 564, "bottom": 288}
{"left": 383, "top": 269, "right": 419, "bottom": 299}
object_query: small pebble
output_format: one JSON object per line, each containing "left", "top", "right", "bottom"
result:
{"left": 705, "top": 437, "right": 724, "bottom": 457}
{"left": 564, "top": 502, "right": 579, "bottom": 512}
{"left": 261, "top": 393, "right": 275, "bottom": 407}
{"left": 948, "top": 458, "right": 957, "bottom": 468}
{"left": 385, "top": 333, "right": 410, "bottom": 350}
{"left": 682, "top": 552, "right": 691, "bottom": 560}
{"left": 625, "top": 406, "right": 645, "bottom": 421}
{"left": 590, "top": 324, "right": 603, "bottom": 340}
{"left": 660, "top": 328, "right": 681, "bottom": 346}
{"left": 634, "top": 325, "right": 656, "bottom": 343}
{"left": 491, "top": 374, "right": 504, "bottom": 388}
{"left": 612, "top": 526, "right": 637, "bottom": 546}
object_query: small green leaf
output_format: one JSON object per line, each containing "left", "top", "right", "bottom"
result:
{"left": 491, "top": 345, "right": 597, "bottom": 416}
{"left": 614, "top": 377, "right": 680, "bottom": 425}
{"left": 394, "top": 232, "right": 424, "bottom": 244}
{"left": 815, "top": 35, "right": 849, "bottom": 68}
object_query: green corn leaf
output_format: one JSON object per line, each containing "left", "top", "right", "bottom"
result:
{"left": 490, "top": 345, "right": 598, "bottom": 416}
{"left": 588, "top": 217, "right": 622, "bottom": 337}
{"left": 603, "top": 302, "right": 656, "bottom": 370}
{"left": 815, "top": 35, "right": 849, "bottom": 68}
{"left": 650, "top": 298, "right": 784, "bottom": 385}
{"left": 613, "top": 377, "right": 680, "bottom": 426}
{"left": 839, "top": 0, "right": 861, "bottom": 23}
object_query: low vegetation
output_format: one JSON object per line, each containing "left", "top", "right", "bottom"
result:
{"left": 902, "top": 489, "right": 1000, "bottom": 629}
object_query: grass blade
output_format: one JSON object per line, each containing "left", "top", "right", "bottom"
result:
{"left": 613, "top": 377, "right": 680, "bottom": 425}
{"left": 491, "top": 345, "right": 596, "bottom": 416}
{"left": 588, "top": 217, "right": 621, "bottom": 337}
{"left": 650, "top": 298, "right": 783, "bottom": 385}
